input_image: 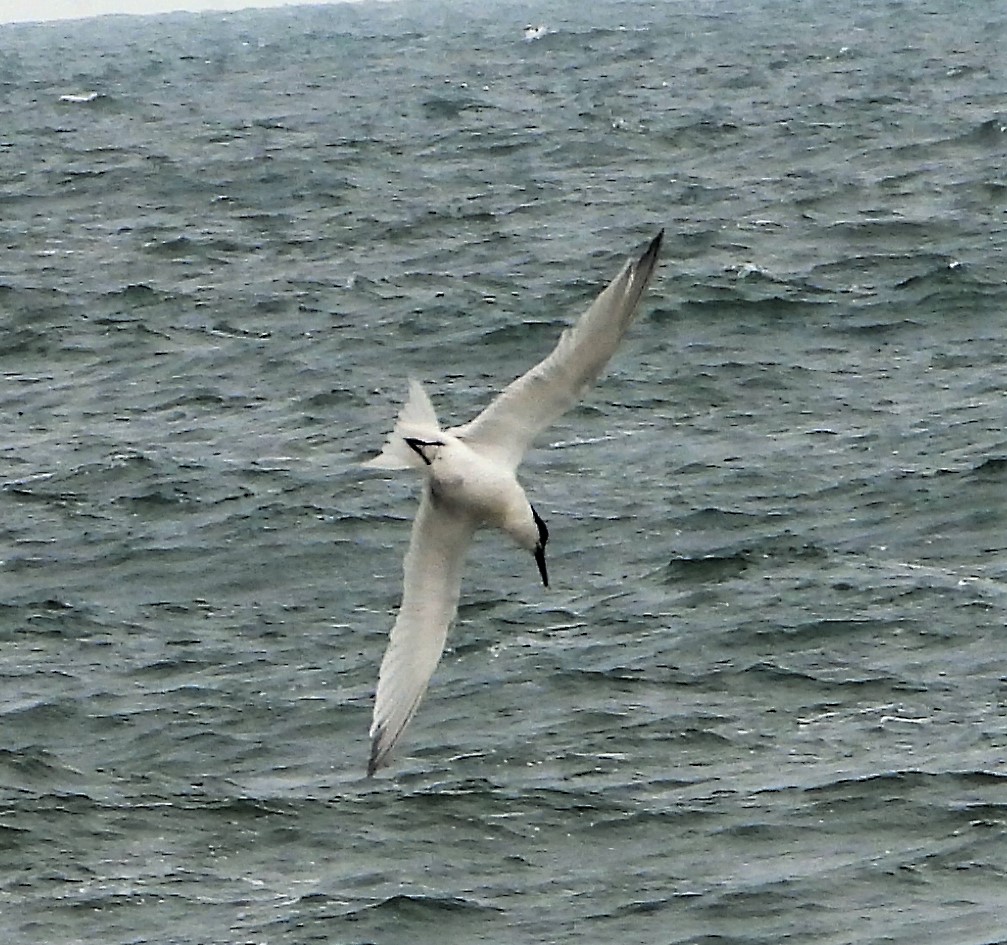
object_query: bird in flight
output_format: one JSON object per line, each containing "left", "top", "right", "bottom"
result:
{"left": 363, "top": 230, "right": 663, "bottom": 775}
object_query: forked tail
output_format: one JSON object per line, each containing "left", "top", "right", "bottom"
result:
{"left": 362, "top": 379, "right": 442, "bottom": 470}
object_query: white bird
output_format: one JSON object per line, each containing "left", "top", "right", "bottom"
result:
{"left": 363, "top": 231, "right": 663, "bottom": 775}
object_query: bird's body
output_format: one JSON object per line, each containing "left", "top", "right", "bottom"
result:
{"left": 364, "top": 231, "right": 663, "bottom": 775}
{"left": 424, "top": 436, "right": 533, "bottom": 533}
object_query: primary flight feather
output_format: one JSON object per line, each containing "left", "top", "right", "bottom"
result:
{"left": 364, "top": 230, "right": 663, "bottom": 775}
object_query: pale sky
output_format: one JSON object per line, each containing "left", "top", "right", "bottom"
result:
{"left": 0, "top": 0, "right": 347, "bottom": 25}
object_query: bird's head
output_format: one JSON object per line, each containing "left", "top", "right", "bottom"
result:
{"left": 531, "top": 505, "right": 550, "bottom": 587}
{"left": 501, "top": 500, "right": 550, "bottom": 587}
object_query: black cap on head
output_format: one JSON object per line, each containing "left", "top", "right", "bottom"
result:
{"left": 531, "top": 505, "right": 549, "bottom": 587}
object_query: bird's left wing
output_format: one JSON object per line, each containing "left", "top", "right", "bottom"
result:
{"left": 368, "top": 487, "right": 476, "bottom": 775}
{"left": 452, "top": 230, "right": 663, "bottom": 469}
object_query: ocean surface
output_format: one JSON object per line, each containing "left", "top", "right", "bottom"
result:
{"left": 2, "top": 0, "right": 1006, "bottom": 941}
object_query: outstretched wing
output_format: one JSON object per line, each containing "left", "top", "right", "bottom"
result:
{"left": 453, "top": 230, "right": 663, "bottom": 469}
{"left": 368, "top": 488, "right": 476, "bottom": 775}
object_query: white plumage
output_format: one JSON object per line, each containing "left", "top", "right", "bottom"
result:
{"left": 364, "top": 231, "right": 663, "bottom": 775}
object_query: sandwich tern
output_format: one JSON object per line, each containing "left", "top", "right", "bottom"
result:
{"left": 364, "top": 230, "right": 663, "bottom": 774}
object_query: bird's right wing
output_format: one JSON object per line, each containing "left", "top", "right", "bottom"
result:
{"left": 368, "top": 487, "right": 476, "bottom": 775}
{"left": 453, "top": 230, "right": 663, "bottom": 469}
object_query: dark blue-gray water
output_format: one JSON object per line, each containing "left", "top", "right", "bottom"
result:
{"left": 2, "top": 0, "right": 1006, "bottom": 942}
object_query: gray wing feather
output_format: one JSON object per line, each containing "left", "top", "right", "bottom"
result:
{"left": 453, "top": 230, "right": 663, "bottom": 469}
{"left": 368, "top": 489, "right": 476, "bottom": 775}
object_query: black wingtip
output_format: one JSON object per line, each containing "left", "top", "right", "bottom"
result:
{"left": 642, "top": 229, "right": 664, "bottom": 264}
{"left": 367, "top": 725, "right": 384, "bottom": 777}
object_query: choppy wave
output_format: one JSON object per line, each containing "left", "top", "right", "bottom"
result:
{"left": 2, "top": 0, "right": 1006, "bottom": 942}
